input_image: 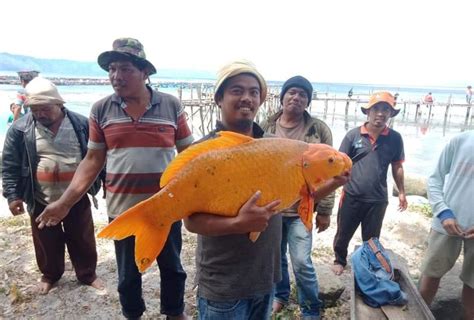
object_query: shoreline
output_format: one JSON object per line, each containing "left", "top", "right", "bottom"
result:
{"left": 0, "top": 75, "right": 216, "bottom": 88}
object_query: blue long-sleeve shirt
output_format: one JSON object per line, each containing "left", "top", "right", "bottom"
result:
{"left": 428, "top": 131, "right": 474, "bottom": 235}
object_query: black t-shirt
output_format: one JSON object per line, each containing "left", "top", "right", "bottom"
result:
{"left": 340, "top": 125, "right": 404, "bottom": 202}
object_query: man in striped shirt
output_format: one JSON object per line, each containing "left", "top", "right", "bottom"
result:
{"left": 36, "top": 38, "right": 194, "bottom": 319}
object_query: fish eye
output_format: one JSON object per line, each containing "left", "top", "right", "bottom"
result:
{"left": 328, "top": 157, "right": 334, "bottom": 164}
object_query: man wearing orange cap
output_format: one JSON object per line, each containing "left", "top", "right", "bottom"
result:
{"left": 331, "top": 91, "right": 407, "bottom": 276}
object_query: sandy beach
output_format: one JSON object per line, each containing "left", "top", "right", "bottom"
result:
{"left": 0, "top": 189, "right": 436, "bottom": 319}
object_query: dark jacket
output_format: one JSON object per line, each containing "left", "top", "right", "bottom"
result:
{"left": 2, "top": 108, "right": 102, "bottom": 215}
{"left": 260, "top": 109, "right": 335, "bottom": 215}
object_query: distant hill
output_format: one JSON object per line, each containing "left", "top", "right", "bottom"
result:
{"left": 0, "top": 52, "right": 216, "bottom": 80}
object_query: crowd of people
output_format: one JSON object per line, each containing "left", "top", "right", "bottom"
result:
{"left": 2, "top": 37, "right": 473, "bottom": 320}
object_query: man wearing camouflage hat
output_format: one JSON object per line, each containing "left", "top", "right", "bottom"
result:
{"left": 36, "top": 38, "right": 194, "bottom": 319}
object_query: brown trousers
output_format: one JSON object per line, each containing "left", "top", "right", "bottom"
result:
{"left": 30, "top": 196, "right": 98, "bottom": 285}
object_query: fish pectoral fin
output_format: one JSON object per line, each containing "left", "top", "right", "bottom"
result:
{"left": 249, "top": 231, "right": 261, "bottom": 242}
{"left": 97, "top": 199, "right": 172, "bottom": 273}
{"left": 297, "top": 187, "right": 314, "bottom": 231}
{"left": 160, "top": 131, "right": 254, "bottom": 187}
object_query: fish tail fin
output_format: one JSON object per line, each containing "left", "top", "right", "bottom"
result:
{"left": 97, "top": 196, "right": 172, "bottom": 273}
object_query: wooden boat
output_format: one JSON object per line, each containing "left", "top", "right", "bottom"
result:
{"left": 351, "top": 248, "right": 435, "bottom": 320}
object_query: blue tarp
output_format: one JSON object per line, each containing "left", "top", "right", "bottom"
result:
{"left": 351, "top": 238, "right": 408, "bottom": 308}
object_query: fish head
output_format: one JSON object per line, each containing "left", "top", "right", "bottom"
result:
{"left": 301, "top": 144, "right": 352, "bottom": 192}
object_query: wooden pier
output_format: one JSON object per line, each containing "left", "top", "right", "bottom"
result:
{"left": 2, "top": 74, "right": 471, "bottom": 136}
{"left": 177, "top": 85, "right": 474, "bottom": 137}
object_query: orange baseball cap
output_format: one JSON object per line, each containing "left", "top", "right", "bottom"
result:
{"left": 361, "top": 91, "right": 400, "bottom": 117}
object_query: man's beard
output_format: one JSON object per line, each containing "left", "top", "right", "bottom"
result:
{"left": 234, "top": 119, "right": 253, "bottom": 132}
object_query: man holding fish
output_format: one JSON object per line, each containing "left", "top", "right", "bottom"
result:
{"left": 183, "top": 61, "right": 350, "bottom": 319}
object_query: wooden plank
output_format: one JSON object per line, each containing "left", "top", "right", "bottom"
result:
{"left": 381, "top": 304, "right": 409, "bottom": 319}
{"left": 351, "top": 247, "right": 435, "bottom": 320}
{"left": 353, "top": 293, "right": 387, "bottom": 320}
{"left": 396, "top": 269, "right": 435, "bottom": 320}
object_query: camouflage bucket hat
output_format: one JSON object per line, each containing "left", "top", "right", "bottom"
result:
{"left": 97, "top": 38, "right": 157, "bottom": 75}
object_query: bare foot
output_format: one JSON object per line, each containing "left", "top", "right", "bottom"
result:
{"left": 331, "top": 263, "right": 344, "bottom": 276}
{"left": 272, "top": 301, "right": 284, "bottom": 313}
{"left": 89, "top": 278, "right": 105, "bottom": 290}
{"left": 36, "top": 281, "right": 53, "bottom": 295}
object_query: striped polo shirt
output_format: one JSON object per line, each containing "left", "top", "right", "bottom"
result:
{"left": 35, "top": 115, "right": 82, "bottom": 204}
{"left": 88, "top": 87, "right": 194, "bottom": 218}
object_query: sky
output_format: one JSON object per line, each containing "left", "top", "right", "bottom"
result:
{"left": 1, "top": 0, "right": 473, "bottom": 87}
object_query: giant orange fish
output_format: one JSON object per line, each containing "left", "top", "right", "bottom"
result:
{"left": 98, "top": 131, "right": 352, "bottom": 272}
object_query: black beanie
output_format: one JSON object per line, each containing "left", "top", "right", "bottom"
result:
{"left": 280, "top": 75, "right": 313, "bottom": 106}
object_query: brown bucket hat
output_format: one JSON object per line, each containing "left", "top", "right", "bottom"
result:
{"left": 98, "top": 38, "right": 157, "bottom": 75}
{"left": 214, "top": 60, "right": 267, "bottom": 104}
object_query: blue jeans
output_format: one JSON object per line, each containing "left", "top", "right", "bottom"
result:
{"left": 274, "top": 216, "right": 321, "bottom": 318}
{"left": 197, "top": 294, "right": 272, "bottom": 320}
{"left": 113, "top": 220, "right": 186, "bottom": 319}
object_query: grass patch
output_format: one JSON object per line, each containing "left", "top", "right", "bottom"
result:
{"left": 312, "top": 245, "right": 333, "bottom": 259}
{"left": 408, "top": 203, "right": 432, "bottom": 218}
{"left": 0, "top": 215, "right": 29, "bottom": 228}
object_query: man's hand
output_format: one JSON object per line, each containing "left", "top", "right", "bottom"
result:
{"left": 398, "top": 193, "right": 408, "bottom": 211}
{"left": 312, "top": 171, "right": 351, "bottom": 203}
{"left": 12, "top": 104, "right": 22, "bottom": 121}
{"left": 8, "top": 199, "right": 25, "bottom": 216}
{"left": 441, "top": 218, "right": 464, "bottom": 237}
{"left": 35, "top": 201, "right": 71, "bottom": 229}
{"left": 234, "top": 191, "right": 281, "bottom": 233}
{"left": 463, "top": 227, "right": 474, "bottom": 239}
{"left": 315, "top": 214, "right": 330, "bottom": 233}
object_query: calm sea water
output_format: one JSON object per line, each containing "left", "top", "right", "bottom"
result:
{"left": 0, "top": 83, "right": 470, "bottom": 178}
